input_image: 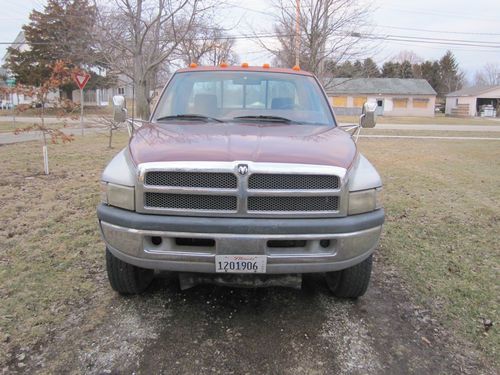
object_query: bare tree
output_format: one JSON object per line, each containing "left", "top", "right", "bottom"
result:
{"left": 95, "top": 0, "right": 214, "bottom": 119}
{"left": 177, "top": 24, "right": 239, "bottom": 66}
{"left": 474, "top": 63, "right": 500, "bottom": 86}
{"left": 258, "top": 0, "right": 373, "bottom": 86}
{"left": 392, "top": 50, "right": 423, "bottom": 65}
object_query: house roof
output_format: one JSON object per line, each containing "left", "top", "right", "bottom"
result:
{"left": 446, "top": 85, "right": 500, "bottom": 97}
{"left": 325, "top": 78, "right": 436, "bottom": 96}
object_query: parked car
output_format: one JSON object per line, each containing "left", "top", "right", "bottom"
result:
{"left": 97, "top": 65, "right": 384, "bottom": 298}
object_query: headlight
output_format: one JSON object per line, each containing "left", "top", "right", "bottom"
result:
{"left": 101, "top": 181, "right": 135, "bottom": 211}
{"left": 348, "top": 187, "right": 382, "bottom": 215}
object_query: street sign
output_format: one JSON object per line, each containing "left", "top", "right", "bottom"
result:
{"left": 6, "top": 77, "right": 15, "bottom": 87}
{"left": 73, "top": 73, "right": 90, "bottom": 90}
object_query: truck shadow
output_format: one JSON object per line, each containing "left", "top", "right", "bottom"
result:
{"left": 133, "top": 273, "right": 353, "bottom": 373}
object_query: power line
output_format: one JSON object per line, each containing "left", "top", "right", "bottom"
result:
{"left": 376, "top": 24, "right": 500, "bottom": 37}
{"left": 2, "top": 31, "right": 499, "bottom": 49}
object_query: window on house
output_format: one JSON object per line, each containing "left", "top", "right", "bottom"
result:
{"left": 393, "top": 98, "right": 408, "bottom": 108}
{"left": 413, "top": 98, "right": 429, "bottom": 108}
{"left": 353, "top": 96, "right": 367, "bottom": 107}
{"left": 332, "top": 96, "right": 347, "bottom": 107}
{"left": 118, "top": 87, "right": 125, "bottom": 95}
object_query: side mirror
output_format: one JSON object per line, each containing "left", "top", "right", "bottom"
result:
{"left": 359, "top": 102, "right": 377, "bottom": 128}
{"left": 112, "top": 95, "right": 127, "bottom": 123}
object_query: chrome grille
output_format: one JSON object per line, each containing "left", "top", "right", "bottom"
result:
{"left": 145, "top": 171, "right": 237, "bottom": 189}
{"left": 248, "top": 196, "right": 339, "bottom": 212}
{"left": 248, "top": 174, "right": 339, "bottom": 190}
{"left": 145, "top": 192, "right": 237, "bottom": 211}
{"left": 137, "top": 162, "right": 346, "bottom": 217}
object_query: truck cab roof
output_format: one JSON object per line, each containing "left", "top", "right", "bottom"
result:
{"left": 176, "top": 65, "right": 314, "bottom": 77}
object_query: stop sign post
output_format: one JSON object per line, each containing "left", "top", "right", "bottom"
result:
{"left": 73, "top": 73, "right": 90, "bottom": 135}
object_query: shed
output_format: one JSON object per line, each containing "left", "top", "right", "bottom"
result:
{"left": 445, "top": 86, "right": 500, "bottom": 117}
{"left": 325, "top": 78, "right": 437, "bottom": 117}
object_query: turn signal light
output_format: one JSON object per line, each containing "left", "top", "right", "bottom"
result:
{"left": 292, "top": 65, "right": 300, "bottom": 71}
{"left": 241, "top": 62, "right": 249, "bottom": 68}
{"left": 220, "top": 62, "right": 228, "bottom": 68}
{"left": 189, "top": 62, "right": 197, "bottom": 68}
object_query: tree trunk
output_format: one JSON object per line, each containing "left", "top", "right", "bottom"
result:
{"left": 135, "top": 77, "right": 150, "bottom": 119}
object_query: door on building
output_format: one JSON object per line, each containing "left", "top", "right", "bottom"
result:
{"left": 376, "top": 99, "right": 384, "bottom": 115}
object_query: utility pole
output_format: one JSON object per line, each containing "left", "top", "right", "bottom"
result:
{"left": 295, "top": 0, "right": 300, "bottom": 67}
{"left": 319, "top": 0, "right": 329, "bottom": 79}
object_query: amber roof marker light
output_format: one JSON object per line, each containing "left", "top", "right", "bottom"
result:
{"left": 241, "top": 62, "right": 249, "bottom": 68}
{"left": 189, "top": 62, "right": 198, "bottom": 68}
{"left": 262, "top": 63, "right": 270, "bottom": 69}
{"left": 220, "top": 62, "right": 228, "bottom": 68}
{"left": 292, "top": 65, "right": 300, "bottom": 71}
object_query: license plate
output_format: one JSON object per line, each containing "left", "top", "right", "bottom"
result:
{"left": 215, "top": 255, "right": 267, "bottom": 273}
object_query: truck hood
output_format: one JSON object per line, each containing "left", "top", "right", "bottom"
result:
{"left": 128, "top": 122, "right": 357, "bottom": 169}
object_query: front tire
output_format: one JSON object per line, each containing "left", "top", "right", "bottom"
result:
{"left": 106, "top": 248, "right": 154, "bottom": 295}
{"left": 325, "top": 255, "right": 373, "bottom": 298}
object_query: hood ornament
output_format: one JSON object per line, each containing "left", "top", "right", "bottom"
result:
{"left": 238, "top": 164, "right": 249, "bottom": 175}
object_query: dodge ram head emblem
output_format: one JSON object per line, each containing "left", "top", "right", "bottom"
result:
{"left": 238, "top": 164, "right": 248, "bottom": 175}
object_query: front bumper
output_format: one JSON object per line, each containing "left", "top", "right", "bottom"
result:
{"left": 97, "top": 204, "right": 384, "bottom": 274}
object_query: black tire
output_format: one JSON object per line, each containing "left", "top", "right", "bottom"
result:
{"left": 325, "top": 255, "right": 373, "bottom": 298}
{"left": 106, "top": 248, "right": 154, "bottom": 295}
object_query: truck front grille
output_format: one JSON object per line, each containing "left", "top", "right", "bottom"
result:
{"left": 138, "top": 163, "right": 345, "bottom": 217}
{"left": 145, "top": 192, "right": 237, "bottom": 211}
{"left": 145, "top": 171, "right": 237, "bottom": 189}
{"left": 248, "top": 174, "right": 339, "bottom": 190}
{"left": 248, "top": 196, "right": 339, "bottom": 212}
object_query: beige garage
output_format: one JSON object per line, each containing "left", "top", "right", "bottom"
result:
{"left": 326, "top": 78, "right": 437, "bottom": 117}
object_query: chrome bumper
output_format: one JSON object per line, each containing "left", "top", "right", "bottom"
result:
{"left": 98, "top": 211, "right": 383, "bottom": 274}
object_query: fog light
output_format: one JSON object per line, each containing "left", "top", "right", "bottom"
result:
{"left": 151, "top": 236, "right": 162, "bottom": 246}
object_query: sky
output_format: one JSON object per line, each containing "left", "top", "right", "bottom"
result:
{"left": 1, "top": 0, "right": 499, "bottom": 81}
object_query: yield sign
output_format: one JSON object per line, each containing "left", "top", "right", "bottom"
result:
{"left": 73, "top": 73, "right": 90, "bottom": 90}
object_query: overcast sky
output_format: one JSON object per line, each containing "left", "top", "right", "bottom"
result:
{"left": 1, "top": 0, "right": 499, "bottom": 81}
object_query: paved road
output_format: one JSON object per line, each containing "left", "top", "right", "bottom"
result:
{"left": 341, "top": 123, "right": 500, "bottom": 132}
{"left": 2, "top": 122, "right": 500, "bottom": 145}
{"left": 0, "top": 116, "right": 100, "bottom": 124}
{"left": 0, "top": 126, "right": 106, "bottom": 144}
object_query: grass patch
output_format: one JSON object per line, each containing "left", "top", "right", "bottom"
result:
{"left": 0, "top": 131, "right": 497, "bottom": 367}
{"left": 0, "top": 132, "right": 128, "bottom": 364}
{"left": 359, "top": 138, "right": 499, "bottom": 363}
{"left": 337, "top": 113, "right": 500, "bottom": 125}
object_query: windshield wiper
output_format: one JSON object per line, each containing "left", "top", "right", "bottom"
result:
{"left": 156, "top": 114, "right": 224, "bottom": 123}
{"left": 233, "top": 115, "right": 296, "bottom": 123}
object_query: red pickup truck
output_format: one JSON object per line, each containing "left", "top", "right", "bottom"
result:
{"left": 98, "top": 65, "right": 383, "bottom": 298}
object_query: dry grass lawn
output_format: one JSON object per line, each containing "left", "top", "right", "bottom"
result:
{"left": 0, "top": 131, "right": 498, "bottom": 367}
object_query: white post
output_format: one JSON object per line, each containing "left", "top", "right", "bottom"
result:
{"left": 80, "top": 88, "right": 84, "bottom": 136}
{"left": 11, "top": 92, "right": 16, "bottom": 124}
{"left": 43, "top": 145, "right": 49, "bottom": 175}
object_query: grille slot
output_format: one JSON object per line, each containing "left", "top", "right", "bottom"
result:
{"left": 248, "top": 174, "right": 339, "bottom": 190}
{"left": 145, "top": 192, "right": 237, "bottom": 211}
{"left": 145, "top": 171, "right": 237, "bottom": 189}
{"left": 248, "top": 196, "right": 339, "bottom": 212}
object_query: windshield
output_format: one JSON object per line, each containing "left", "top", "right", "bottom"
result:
{"left": 152, "top": 71, "right": 336, "bottom": 126}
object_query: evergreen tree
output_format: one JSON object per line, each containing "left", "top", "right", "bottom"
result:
{"left": 399, "top": 61, "right": 414, "bottom": 78}
{"left": 419, "top": 61, "right": 441, "bottom": 93}
{"left": 438, "top": 50, "right": 464, "bottom": 95}
{"left": 6, "top": 0, "right": 108, "bottom": 97}
{"left": 362, "top": 58, "right": 380, "bottom": 77}
{"left": 382, "top": 62, "right": 400, "bottom": 77}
